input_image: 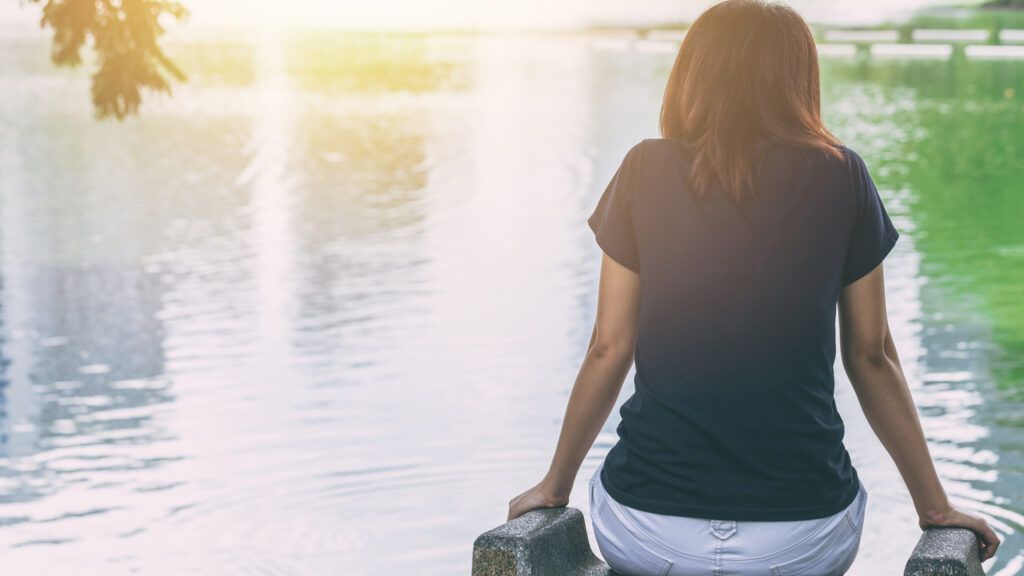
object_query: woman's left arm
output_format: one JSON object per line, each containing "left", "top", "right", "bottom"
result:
{"left": 507, "top": 252, "right": 641, "bottom": 521}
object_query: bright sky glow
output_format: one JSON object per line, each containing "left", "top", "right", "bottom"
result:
{"left": 1, "top": 0, "right": 977, "bottom": 31}
{"left": 189, "top": 0, "right": 952, "bottom": 30}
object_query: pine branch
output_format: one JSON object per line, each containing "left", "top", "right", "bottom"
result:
{"left": 28, "top": 0, "right": 189, "bottom": 120}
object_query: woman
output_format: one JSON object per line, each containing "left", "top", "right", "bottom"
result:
{"left": 505, "top": 0, "right": 1001, "bottom": 574}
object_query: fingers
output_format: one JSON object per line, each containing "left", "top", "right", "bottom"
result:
{"left": 974, "top": 520, "right": 1000, "bottom": 562}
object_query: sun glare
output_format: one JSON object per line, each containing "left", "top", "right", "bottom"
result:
{"left": 183, "top": 0, "right": 947, "bottom": 32}
{"left": 0, "top": 0, "right": 962, "bottom": 32}
{"left": 193, "top": 0, "right": 491, "bottom": 31}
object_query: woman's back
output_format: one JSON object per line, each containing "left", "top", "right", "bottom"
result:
{"left": 589, "top": 138, "right": 899, "bottom": 521}
{"left": 507, "top": 0, "right": 1001, "bottom": 568}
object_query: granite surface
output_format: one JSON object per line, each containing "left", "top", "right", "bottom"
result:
{"left": 472, "top": 506, "right": 985, "bottom": 576}
{"left": 904, "top": 526, "right": 985, "bottom": 576}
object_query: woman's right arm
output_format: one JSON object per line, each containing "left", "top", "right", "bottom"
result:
{"left": 838, "top": 262, "right": 1001, "bottom": 562}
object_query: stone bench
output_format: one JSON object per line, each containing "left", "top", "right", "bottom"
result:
{"left": 472, "top": 507, "right": 984, "bottom": 576}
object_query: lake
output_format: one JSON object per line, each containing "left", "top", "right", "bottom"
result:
{"left": 0, "top": 27, "right": 1021, "bottom": 575}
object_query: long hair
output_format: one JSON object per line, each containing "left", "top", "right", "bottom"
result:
{"left": 660, "top": 0, "right": 845, "bottom": 203}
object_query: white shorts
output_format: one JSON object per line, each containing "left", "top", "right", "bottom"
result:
{"left": 588, "top": 460, "right": 868, "bottom": 576}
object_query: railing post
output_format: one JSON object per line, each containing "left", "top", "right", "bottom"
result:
{"left": 472, "top": 508, "right": 613, "bottom": 576}
{"left": 903, "top": 526, "right": 985, "bottom": 576}
{"left": 472, "top": 507, "right": 986, "bottom": 575}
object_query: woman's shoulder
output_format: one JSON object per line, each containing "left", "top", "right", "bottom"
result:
{"left": 632, "top": 137, "right": 690, "bottom": 153}
{"left": 625, "top": 138, "right": 693, "bottom": 166}
{"left": 776, "top": 140, "right": 863, "bottom": 178}
{"left": 634, "top": 137, "right": 854, "bottom": 157}
{"left": 623, "top": 137, "right": 860, "bottom": 177}
{"left": 620, "top": 139, "right": 695, "bottom": 183}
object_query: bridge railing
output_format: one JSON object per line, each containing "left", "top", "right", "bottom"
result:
{"left": 472, "top": 507, "right": 985, "bottom": 576}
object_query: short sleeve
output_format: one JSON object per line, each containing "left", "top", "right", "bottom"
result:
{"left": 841, "top": 148, "right": 900, "bottom": 286}
{"left": 587, "top": 143, "right": 643, "bottom": 273}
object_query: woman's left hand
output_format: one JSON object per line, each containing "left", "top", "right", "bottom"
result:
{"left": 507, "top": 482, "right": 570, "bottom": 521}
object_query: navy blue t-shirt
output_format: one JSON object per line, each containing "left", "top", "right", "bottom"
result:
{"left": 587, "top": 138, "right": 899, "bottom": 521}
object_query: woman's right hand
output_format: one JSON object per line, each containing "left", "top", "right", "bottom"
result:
{"left": 919, "top": 505, "right": 1001, "bottom": 562}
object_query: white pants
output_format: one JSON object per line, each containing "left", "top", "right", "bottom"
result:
{"left": 588, "top": 461, "right": 867, "bottom": 576}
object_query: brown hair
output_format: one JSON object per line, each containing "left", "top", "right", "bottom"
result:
{"left": 660, "top": 0, "right": 845, "bottom": 203}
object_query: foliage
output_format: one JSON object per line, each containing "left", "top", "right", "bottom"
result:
{"left": 981, "top": 0, "right": 1024, "bottom": 8}
{"left": 28, "top": 0, "right": 188, "bottom": 120}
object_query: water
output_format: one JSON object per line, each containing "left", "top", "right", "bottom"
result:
{"left": 0, "top": 28, "right": 1022, "bottom": 575}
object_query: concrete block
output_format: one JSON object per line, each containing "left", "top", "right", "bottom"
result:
{"left": 472, "top": 507, "right": 614, "bottom": 576}
{"left": 473, "top": 507, "right": 986, "bottom": 576}
{"left": 904, "top": 526, "right": 985, "bottom": 576}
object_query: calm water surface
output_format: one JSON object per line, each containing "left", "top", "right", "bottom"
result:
{"left": 0, "top": 30, "right": 1022, "bottom": 575}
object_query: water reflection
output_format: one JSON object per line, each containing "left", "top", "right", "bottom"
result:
{"left": 822, "top": 52, "right": 1024, "bottom": 568}
{"left": 0, "top": 31, "right": 1021, "bottom": 574}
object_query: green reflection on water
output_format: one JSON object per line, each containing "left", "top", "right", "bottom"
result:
{"left": 822, "top": 52, "right": 1024, "bottom": 391}
{"left": 282, "top": 31, "right": 471, "bottom": 94}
